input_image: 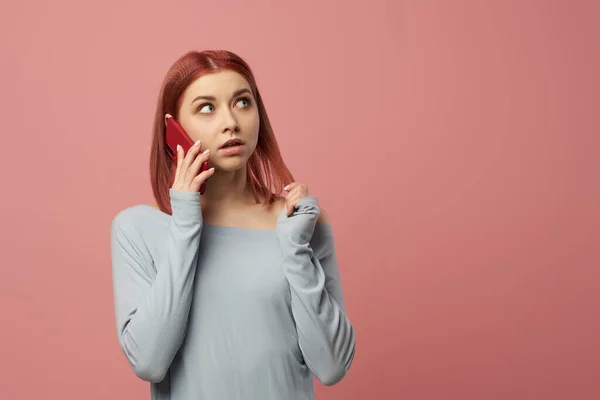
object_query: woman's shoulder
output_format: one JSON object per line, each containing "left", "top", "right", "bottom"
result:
{"left": 111, "top": 203, "right": 168, "bottom": 238}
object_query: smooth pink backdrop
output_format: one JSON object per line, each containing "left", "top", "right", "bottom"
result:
{"left": 1, "top": 1, "right": 598, "bottom": 399}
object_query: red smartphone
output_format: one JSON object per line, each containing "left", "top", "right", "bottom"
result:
{"left": 165, "top": 117, "right": 210, "bottom": 195}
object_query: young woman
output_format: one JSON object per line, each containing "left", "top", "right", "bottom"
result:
{"left": 110, "top": 49, "right": 356, "bottom": 399}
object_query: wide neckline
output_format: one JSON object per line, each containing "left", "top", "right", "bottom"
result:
{"left": 138, "top": 204, "right": 332, "bottom": 238}
{"left": 201, "top": 223, "right": 277, "bottom": 239}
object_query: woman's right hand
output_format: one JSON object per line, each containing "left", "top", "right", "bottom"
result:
{"left": 171, "top": 140, "right": 215, "bottom": 193}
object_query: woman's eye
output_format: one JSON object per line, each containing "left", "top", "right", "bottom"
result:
{"left": 236, "top": 98, "right": 251, "bottom": 108}
{"left": 199, "top": 104, "right": 214, "bottom": 113}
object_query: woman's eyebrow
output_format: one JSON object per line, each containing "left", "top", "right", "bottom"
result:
{"left": 191, "top": 88, "right": 252, "bottom": 104}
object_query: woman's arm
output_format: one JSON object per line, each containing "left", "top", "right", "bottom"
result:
{"left": 276, "top": 196, "right": 356, "bottom": 386}
{"left": 111, "top": 189, "right": 203, "bottom": 383}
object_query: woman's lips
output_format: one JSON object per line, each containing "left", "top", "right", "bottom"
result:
{"left": 218, "top": 144, "right": 244, "bottom": 155}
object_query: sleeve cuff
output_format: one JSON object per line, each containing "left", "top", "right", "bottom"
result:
{"left": 169, "top": 189, "right": 202, "bottom": 223}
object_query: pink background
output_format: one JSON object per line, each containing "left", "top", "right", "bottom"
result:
{"left": 1, "top": 1, "right": 598, "bottom": 399}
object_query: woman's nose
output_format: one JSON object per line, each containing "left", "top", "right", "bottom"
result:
{"left": 221, "top": 110, "right": 239, "bottom": 133}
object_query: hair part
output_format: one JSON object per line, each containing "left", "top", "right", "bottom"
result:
{"left": 149, "top": 50, "right": 294, "bottom": 214}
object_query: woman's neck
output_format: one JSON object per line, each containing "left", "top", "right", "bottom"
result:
{"left": 200, "top": 166, "right": 256, "bottom": 211}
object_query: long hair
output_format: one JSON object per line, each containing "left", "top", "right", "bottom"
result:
{"left": 149, "top": 50, "right": 294, "bottom": 214}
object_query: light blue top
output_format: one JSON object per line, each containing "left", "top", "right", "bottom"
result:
{"left": 110, "top": 189, "right": 356, "bottom": 399}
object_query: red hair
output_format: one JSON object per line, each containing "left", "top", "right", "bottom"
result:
{"left": 149, "top": 50, "right": 294, "bottom": 215}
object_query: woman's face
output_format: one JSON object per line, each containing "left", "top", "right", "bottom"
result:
{"left": 172, "top": 70, "right": 260, "bottom": 172}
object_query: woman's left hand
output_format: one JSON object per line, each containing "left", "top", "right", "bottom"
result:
{"left": 282, "top": 182, "right": 310, "bottom": 216}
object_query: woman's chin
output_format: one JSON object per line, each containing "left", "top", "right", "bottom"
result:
{"left": 211, "top": 157, "right": 249, "bottom": 173}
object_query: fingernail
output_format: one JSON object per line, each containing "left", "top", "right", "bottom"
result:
{"left": 194, "top": 140, "right": 201, "bottom": 147}
{"left": 284, "top": 184, "right": 290, "bottom": 191}
{"left": 209, "top": 167, "right": 215, "bottom": 172}
{"left": 203, "top": 149, "right": 210, "bottom": 154}
{"left": 177, "top": 144, "right": 182, "bottom": 152}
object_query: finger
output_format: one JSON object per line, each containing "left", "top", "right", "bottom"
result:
{"left": 283, "top": 191, "right": 296, "bottom": 206}
{"left": 287, "top": 188, "right": 307, "bottom": 203}
{"left": 187, "top": 149, "right": 210, "bottom": 181}
{"left": 287, "top": 201, "right": 296, "bottom": 216}
{"left": 285, "top": 183, "right": 309, "bottom": 198}
{"left": 282, "top": 186, "right": 298, "bottom": 199}
{"left": 192, "top": 166, "right": 216, "bottom": 190}
{"left": 283, "top": 182, "right": 298, "bottom": 193}
{"left": 183, "top": 140, "right": 203, "bottom": 170}
{"left": 286, "top": 196, "right": 300, "bottom": 216}
{"left": 174, "top": 144, "right": 183, "bottom": 181}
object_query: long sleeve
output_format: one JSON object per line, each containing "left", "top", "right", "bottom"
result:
{"left": 110, "top": 189, "right": 203, "bottom": 383}
{"left": 276, "top": 196, "right": 356, "bottom": 386}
